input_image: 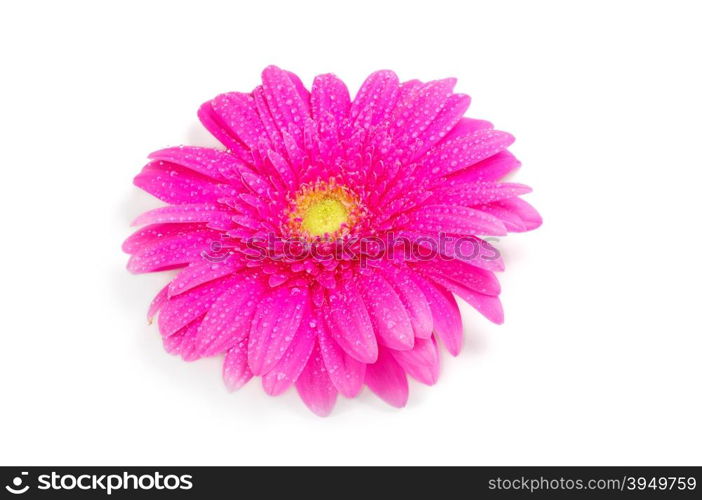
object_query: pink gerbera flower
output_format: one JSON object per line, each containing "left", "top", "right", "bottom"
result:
{"left": 124, "top": 66, "right": 541, "bottom": 416}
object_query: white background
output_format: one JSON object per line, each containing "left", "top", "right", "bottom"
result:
{"left": 1, "top": 0, "right": 700, "bottom": 466}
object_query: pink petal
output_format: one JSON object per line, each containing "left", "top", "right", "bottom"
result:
{"left": 446, "top": 236, "right": 504, "bottom": 272}
{"left": 134, "top": 161, "right": 220, "bottom": 205}
{"left": 240, "top": 169, "right": 275, "bottom": 198}
{"left": 410, "top": 272, "right": 463, "bottom": 356}
{"left": 285, "top": 70, "right": 311, "bottom": 105}
{"left": 157, "top": 277, "right": 232, "bottom": 337}
{"left": 163, "top": 319, "right": 202, "bottom": 361}
{"left": 430, "top": 181, "right": 532, "bottom": 207}
{"left": 365, "top": 348, "right": 409, "bottom": 408}
{"left": 262, "top": 310, "right": 317, "bottom": 396}
{"left": 350, "top": 70, "right": 400, "bottom": 128}
{"left": 413, "top": 93, "right": 471, "bottom": 158}
{"left": 281, "top": 128, "right": 305, "bottom": 168}
{"left": 195, "top": 274, "right": 265, "bottom": 356}
{"left": 391, "top": 337, "right": 440, "bottom": 385}
{"left": 311, "top": 73, "right": 351, "bottom": 122}
{"left": 252, "top": 86, "right": 286, "bottom": 153}
{"left": 126, "top": 231, "right": 218, "bottom": 274}
{"left": 197, "top": 100, "right": 250, "bottom": 160}
{"left": 122, "top": 223, "right": 210, "bottom": 254}
{"left": 318, "top": 317, "right": 366, "bottom": 398}
{"left": 447, "top": 150, "right": 521, "bottom": 183}
{"left": 391, "top": 78, "right": 456, "bottom": 145}
{"left": 148, "top": 146, "right": 237, "bottom": 182}
{"left": 261, "top": 66, "right": 310, "bottom": 138}
{"left": 147, "top": 285, "right": 169, "bottom": 323}
{"left": 422, "top": 129, "right": 514, "bottom": 178}
{"left": 208, "top": 92, "right": 267, "bottom": 150}
{"left": 400, "top": 232, "right": 505, "bottom": 272}
{"left": 267, "top": 149, "right": 297, "bottom": 188}
{"left": 427, "top": 273, "right": 504, "bottom": 325}
{"left": 394, "top": 80, "right": 423, "bottom": 109}
{"left": 404, "top": 204, "right": 507, "bottom": 236}
{"left": 380, "top": 265, "right": 433, "bottom": 339}
{"left": 359, "top": 271, "right": 414, "bottom": 350}
{"left": 131, "top": 203, "right": 232, "bottom": 228}
{"left": 326, "top": 277, "right": 378, "bottom": 363}
{"left": 168, "top": 259, "right": 239, "bottom": 297}
{"left": 247, "top": 285, "right": 309, "bottom": 375}
{"left": 295, "top": 343, "right": 338, "bottom": 417}
{"left": 223, "top": 339, "right": 253, "bottom": 391}
{"left": 443, "top": 117, "right": 493, "bottom": 142}
{"left": 231, "top": 214, "right": 264, "bottom": 231}
{"left": 474, "top": 202, "right": 526, "bottom": 232}
{"left": 417, "top": 258, "right": 501, "bottom": 296}
{"left": 488, "top": 197, "right": 542, "bottom": 231}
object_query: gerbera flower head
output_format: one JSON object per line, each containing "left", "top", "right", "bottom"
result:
{"left": 124, "top": 66, "right": 541, "bottom": 416}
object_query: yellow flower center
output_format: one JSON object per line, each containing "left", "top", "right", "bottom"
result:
{"left": 301, "top": 198, "right": 349, "bottom": 236}
{"left": 288, "top": 180, "right": 361, "bottom": 239}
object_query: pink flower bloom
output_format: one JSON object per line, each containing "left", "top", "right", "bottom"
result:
{"left": 124, "top": 66, "right": 541, "bottom": 416}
